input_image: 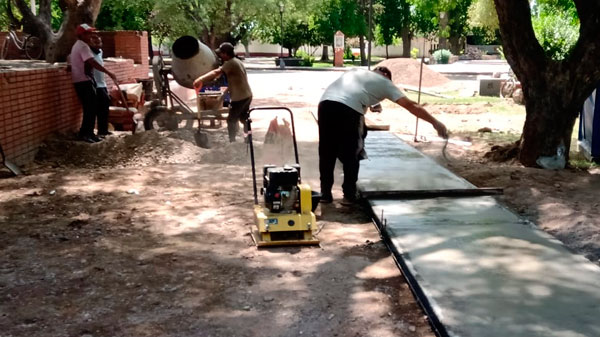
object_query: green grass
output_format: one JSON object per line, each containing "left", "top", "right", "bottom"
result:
{"left": 405, "top": 92, "right": 526, "bottom": 115}
{"left": 569, "top": 156, "right": 599, "bottom": 169}
{"left": 405, "top": 91, "right": 502, "bottom": 104}
{"left": 311, "top": 58, "right": 384, "bottom": 68}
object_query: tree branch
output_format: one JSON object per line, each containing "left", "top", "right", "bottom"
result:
{"left": 39, "top": 0, "right": 52, "bottom": 24}
{"left": 493, "top": 0, "right": 547, "bottom": 83}
{"left": 566, "top": 2, "right": 600, "bottom": 108}
{"left": 7, "top": 0, "right": 23, "bottom": 28}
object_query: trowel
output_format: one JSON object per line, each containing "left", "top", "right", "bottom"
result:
{"left": 0, "top": 140, "right": 22, "bottom": 176}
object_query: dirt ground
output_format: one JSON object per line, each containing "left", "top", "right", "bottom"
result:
{"left": 2, "top": 65, "right": 600, "bottom": 337}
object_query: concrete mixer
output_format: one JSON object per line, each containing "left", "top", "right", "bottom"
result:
{"left": 144, "top": 36, "right": 227, "bottom": 144}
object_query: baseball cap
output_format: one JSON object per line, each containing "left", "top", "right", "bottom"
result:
{"left": 76, "top": 23, "right": 97, "bottom": 36}
{"left": 215, "top": 42, "right": 235, "bottom": 57}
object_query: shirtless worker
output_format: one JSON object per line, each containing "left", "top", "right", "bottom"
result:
{"left": 318, "top": 66, "right": 448, "bottom": 204}
{"left": 193, "top": 42, "right": 252, "bottom": 142}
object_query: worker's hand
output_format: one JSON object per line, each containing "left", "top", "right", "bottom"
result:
{"left": 434, "top": 120, "right": 448, "bottom": 139}
{"left": 193, "top": 79, "right": 203, "bottom": 92}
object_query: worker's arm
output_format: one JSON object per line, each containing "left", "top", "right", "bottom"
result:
{"left": 396, "top": 97, "right": 448, "bottom": 138}
{"left": 193, "top": 68, "right": 223, "bottom": 90}
{"left": 85, "top": 58, "right": 118, "bottom": 83}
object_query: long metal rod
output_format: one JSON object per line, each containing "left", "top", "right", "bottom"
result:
{"left": 414, "top": 39, "right": 426, "bottom": 142}
{"left": 246, "top": 117, "right": 259, "bottom": 205}
{"left": 361, "top": 187, "right": 503, "bottom": 200}
{"left": 368, "top": 207, "right": 449, "bottom": 337}
{"left": 367, "top": 0, "right": 373, "bottom": 70}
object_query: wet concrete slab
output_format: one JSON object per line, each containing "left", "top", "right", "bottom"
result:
{"left": 359, "top": 132, "right": 600, "bottom": 337}
{"left": 358, "top": 132, "right": 474, "bottom": 192}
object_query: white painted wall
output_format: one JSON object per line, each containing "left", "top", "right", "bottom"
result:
{"left": 235, "top": 37, "right": 439, "bottom": 58}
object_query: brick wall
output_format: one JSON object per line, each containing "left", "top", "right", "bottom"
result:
{"left": 2, "top": 31, "right": 149, "bottom": 76}
{"left": 0, "top": 59, "right": 143, "bottom": 165}
{"left": 0, "top": 30, "right": 150, "bottom": 165}
{"left": 97, "top": 30, "right": 149, "bottom": 79}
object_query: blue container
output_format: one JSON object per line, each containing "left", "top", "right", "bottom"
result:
{"left": 578, "top": 83, "right": 600, "bottom": 161}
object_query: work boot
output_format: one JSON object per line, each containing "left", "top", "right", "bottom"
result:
{"left": 90, "top": 134, "right": 103, "bottom": 143}
{"left": 341, "top": 192, "right": 360, "bottom": 206}
{"left": 320, "top": 192, "right": 333, "bottom": 204}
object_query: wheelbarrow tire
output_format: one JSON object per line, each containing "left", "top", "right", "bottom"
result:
{"left": 144, "top": 106, "right": 165, "bottom": 131}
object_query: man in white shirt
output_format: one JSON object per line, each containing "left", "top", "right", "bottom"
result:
{"left": 70, "top": 24, "right": 118, "bottom": 143}
{"left": 89, "top": 34, "right": 111, "bottom": 137}
{"left": 318, "top": 66, "right": 448, "bottom": 204}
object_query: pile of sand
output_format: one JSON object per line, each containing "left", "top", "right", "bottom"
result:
{"left": 34, "top": 129, "right": 215, "bottom": 169}
{"left": 376, "top": 58, "right": 450, "bottom": 88}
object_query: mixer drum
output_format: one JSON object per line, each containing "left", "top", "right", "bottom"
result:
{"left": 171, "top": 36, "right": 218, "bottom": 89}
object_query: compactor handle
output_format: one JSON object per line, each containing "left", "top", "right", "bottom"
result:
{"left": 246, "top": 106, "right": 300, "bottom": 205}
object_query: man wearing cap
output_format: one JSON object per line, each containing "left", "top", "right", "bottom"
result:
{"left": 193, "top": 42, "right": 252, "bottom": 142}
{"left": 317, "top": 66, "right": 448, "bottom": 204}
{"left": 69, "top": 23, "right": 118, "bottom": 143}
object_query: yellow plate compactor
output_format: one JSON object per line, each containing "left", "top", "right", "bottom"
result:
{"left": 246, "top": 107, "right": 321, "bottom": 247}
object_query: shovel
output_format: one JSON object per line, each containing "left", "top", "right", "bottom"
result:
{"left": 115, "top": 83, "right": 137, "bottom": 134}
{"left": 0, "top": 140, "right": 22, "bottom": 176}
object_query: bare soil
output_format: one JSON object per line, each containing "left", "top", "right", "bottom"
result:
{"left": 0, "top": 110, "right": 434, "bottom": 337}
{"left": 376, "top": 59, "right": 450, "bottom": 88}
{"left": 2, "top": 64, "right": 599, "bottom": 337}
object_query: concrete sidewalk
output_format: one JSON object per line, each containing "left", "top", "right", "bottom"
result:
{"left": 359, "top": 132, "right": 600, "bottom": 337}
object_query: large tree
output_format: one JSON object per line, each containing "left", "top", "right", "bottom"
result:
{"left": 410, "top": 0, "right": 471, "bottom": 53}
{"left": 11, "top": 0, "right": 103, "bottom": 62}
{"left": 493, "top": 0, "right": 600, "bottom": 167}
{"left": 375, "top": 0, "right": 402, "bottom": 58}
{"left": 95, "top": 0, "right": 154, "bottom": 31}
{"left": 152, "top": 0, "right": 270, "bottom": 49}
{"left": 312, "top": 0, "right": 363, "bottom": 60}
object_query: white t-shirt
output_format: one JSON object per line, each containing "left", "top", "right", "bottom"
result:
{"left": 319, "top": 68, "right": 405, "bottom": 114}
{"left": 92, "top": 49, "right": 106, "bottom": 88}
{"left": 70, "top": 39, "right": 95, "bottom": 83}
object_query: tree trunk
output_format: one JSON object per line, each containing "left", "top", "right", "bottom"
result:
{"left": 385, "top": 45, "right": 388, "bottom": 59}
{"left": 401, "top": 28, "right": 412, "bottom": 58}
{"left": 242, "top": 40, "right": 250, "bottom": 58}
{"left": 449, "top": 35, "right": 462, "bottom": 55}
{"left": 321, "top": 45, "right": 329, "bottom": 61}
{"left": 438, "top": 11, "right": 448, "bottom": 50}
{"left": 14, "top": 0, "right": 103, "bottom": 62}
{"left": 520, "top": 82, "right": 579, "bottom": 166}
{"left": 359, "top": 35, "right": 367, "bottom": 66}
{"left": 494, "top": 0, "right": 600, "bottom": 168}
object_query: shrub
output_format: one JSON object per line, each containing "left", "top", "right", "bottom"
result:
{"left": 343, "top": 45, "right": 352, "bottom": 59}
{"left": 532, "top": 10, "right": 578, "bottom": 60}
{"left": 410, "top": 48, "right": 419, "bottom": 59}
{"left": 432, "top": 49, "right": 451, "bottom": 64}
{"left": 295, "top": 50, "right": 314, "bottom": 67}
